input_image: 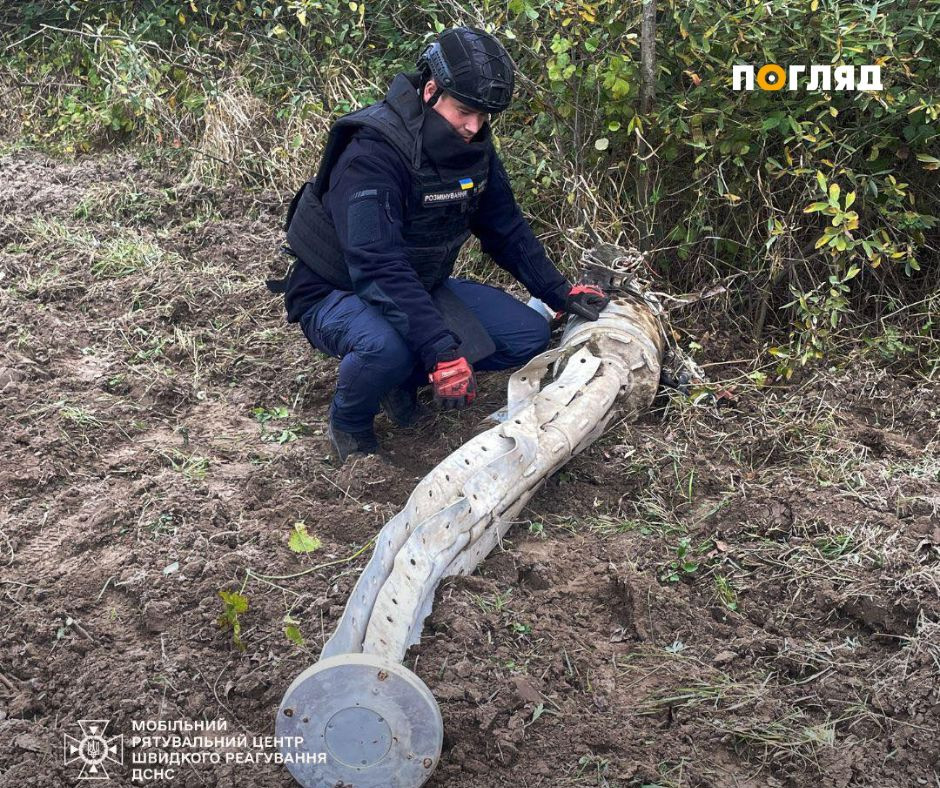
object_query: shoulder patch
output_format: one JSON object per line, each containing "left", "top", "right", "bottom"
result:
{"left": 347, "top": 190, "right": 383, "bottom": 246}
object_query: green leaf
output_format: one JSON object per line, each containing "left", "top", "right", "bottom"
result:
{"left": 916, "top": 154, "right": 940, "bottom": 170}
{"left": 288, "top": 522, "right": 321, "bottom": 554}
{"left": 550, "top": 35, "right": 571, "bottom": 55}
{"left": 844, "top": 191, "right": 856, "bottom": 209}
{"left": 219, "top": 590, "right": 248, "bottom": 614}
{"left": 218, "top": 590, "right": 248, "bottom": 650}
{"left": 761, "top": 113, "right": 784, "bottom": 132}
{"left": 828, "top": 183, "right": 841, "bottom": 205}
{"left": 803, "top": 202, "right": 830, "bottom": 213}
{"left": 284, "top": 616, "right": 305, "bottom": 646}
{"left": 816, "top": 170, "right": 827, "bottom": 193}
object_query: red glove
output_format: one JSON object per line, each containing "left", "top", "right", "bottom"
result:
{"left": 429, "top": 356, "right": 477, "bottom": 410}
{"left": 563, "top": 284, "right": 610, "bottom": 321}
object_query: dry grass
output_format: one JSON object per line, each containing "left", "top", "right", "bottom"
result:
{"left": 185, "top": 55, "right": 382, "bottom": 189}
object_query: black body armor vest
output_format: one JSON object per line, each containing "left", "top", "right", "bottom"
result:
{"left": 282, "top": 72, "right": 492, "bottom": 293}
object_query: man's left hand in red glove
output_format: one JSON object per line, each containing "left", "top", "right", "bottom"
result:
{"left": 563, "top": 284, "right": 610, "bottom": 321}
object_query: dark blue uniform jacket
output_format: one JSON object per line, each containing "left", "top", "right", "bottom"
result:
{"left": 284, "top": 127, "right": 571, "bottom": 367}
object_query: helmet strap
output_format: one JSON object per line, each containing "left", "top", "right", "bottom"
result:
{"left": 425, "top": 86, "right": 444, "bottom": 108}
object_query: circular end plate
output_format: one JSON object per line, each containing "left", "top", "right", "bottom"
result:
{"left": 276, "top": 654, "right": 443, "bottom": 788}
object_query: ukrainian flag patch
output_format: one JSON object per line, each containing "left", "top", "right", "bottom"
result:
{"left": 459, "top": 177, "right": 474, "bottom": 190}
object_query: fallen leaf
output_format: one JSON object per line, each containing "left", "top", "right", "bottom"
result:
{"left": 288, "top": 522, "right": 321, "bottom": 554}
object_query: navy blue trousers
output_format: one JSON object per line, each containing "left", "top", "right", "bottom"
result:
{"left": 300, "top": 278, "right": 550, "bottom": 432}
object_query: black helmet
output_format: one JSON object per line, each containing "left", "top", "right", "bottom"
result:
{"left": 417, "top": 27, "right": 515, "bottom": 114}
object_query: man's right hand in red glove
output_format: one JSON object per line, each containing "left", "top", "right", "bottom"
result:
{"left": 564, "top": 284, "right": 610, "bottom": 321}
{"left": 429, "top": 353, "right": 477, "bottom": 410}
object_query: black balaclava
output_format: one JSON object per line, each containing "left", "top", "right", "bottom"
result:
{"left": 419, "top": 95, "right": 490, "bottom": 181}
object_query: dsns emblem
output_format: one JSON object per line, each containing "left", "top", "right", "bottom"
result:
{"left": 63, "top": 720, "right": 124, "bottom": 780}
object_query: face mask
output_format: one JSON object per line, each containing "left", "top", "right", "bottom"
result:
{"left": 420, "top": 103, "right": 490, "bottom": 176}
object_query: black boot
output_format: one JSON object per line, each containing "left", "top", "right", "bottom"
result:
{"left": 327, "top": 421, "right": 379, "bottom": 463}
{"left": 380, "top": 385, "right": 426, "bottom": 428}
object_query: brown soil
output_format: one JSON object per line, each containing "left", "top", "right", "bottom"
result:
{"left": 1, "top": 149, "right": 938, "bottom": 787}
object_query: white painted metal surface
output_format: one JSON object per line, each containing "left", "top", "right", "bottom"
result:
{"left": 321, "top": 294, "right": 664, "bottom": 662}
{"left": 279, "top": 262, "right": 665, "bottom": 787}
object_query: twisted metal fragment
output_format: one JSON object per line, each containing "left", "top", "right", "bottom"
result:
{"left": 278, "top": 259, "right": 665, "bottom": 788}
